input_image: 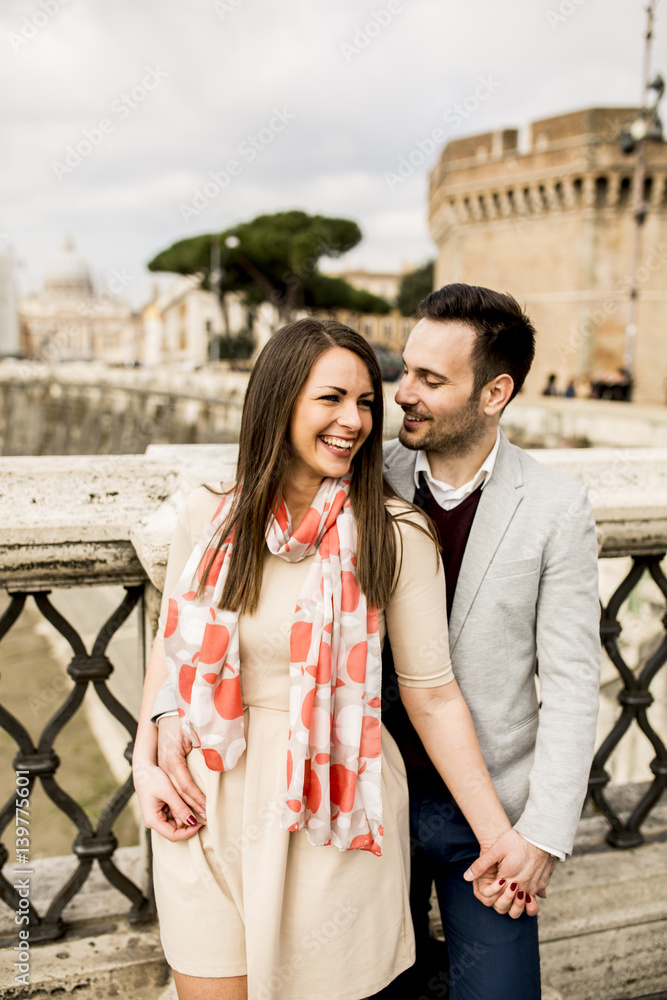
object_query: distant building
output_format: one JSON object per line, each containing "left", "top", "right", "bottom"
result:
{"left": 329, "top": 268, "right": 403, "bottom": 305}
{"left": 19, "top": 238, "right": 139, "bottom": 363}
{"left": 428, "top": 107, "right": 667, "bottom": 404}
{"left": 140, "top": 267, "right": 418, "bottom": 367}
{"left": 0, "top": 249, "right": 20, "bottom": 357}
{"left": 326, "top": 267, "right": 417, "bottom": 352}
{"left": 141, "top": 275, "right": 225, "bottom": 368}
{"left": 332, "top": 309, "right": 416, "bottom": 353}
{"left": 139, "top": 277, "right": 280, "bottom": 368}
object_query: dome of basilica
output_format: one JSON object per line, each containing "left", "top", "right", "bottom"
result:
{"left": 44, "top": 237, "right": 93, "bottom": 300}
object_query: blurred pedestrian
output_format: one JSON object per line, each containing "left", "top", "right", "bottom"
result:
{"left": 541, "top": 372, "right": 558, "bottom": 396}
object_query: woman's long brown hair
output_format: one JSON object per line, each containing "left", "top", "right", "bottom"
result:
{"left": 196, "top": 317, "right": 402, "bottom": 613}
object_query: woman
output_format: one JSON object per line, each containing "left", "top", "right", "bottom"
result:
{"left": 133, "top": 318, "right": 533, "bottom": 1000}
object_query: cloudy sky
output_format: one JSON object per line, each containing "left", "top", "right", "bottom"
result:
{"left": 3, "top": 0, "right": 666, "bottom": 308}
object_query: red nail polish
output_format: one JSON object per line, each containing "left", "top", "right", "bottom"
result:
{"left": 526, "top": 894, "right": 532, "bottom": 903}
{"left": 186, "top": 814, "right": 198, "bottom": 827}
{"left": 517, "top": 890, "right": 524, "bottom": 900}
{"left": 498, "top": 878, "right": 505, "bottom": 886}
{"left": 510, "top": 882, "right": 517, "bottom": 891}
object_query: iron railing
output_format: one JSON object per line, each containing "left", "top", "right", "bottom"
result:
{"left": 0, "top": 584, "right": 152, "bottom": 942}
{"left": 588, "top": 553, "right": 667, "bottom": 847}
{"left": 0, "top": 550, "right": 666, "bottom": 943}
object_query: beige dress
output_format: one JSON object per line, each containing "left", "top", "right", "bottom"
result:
{"left": 151, "top": 487, "right": 452, "bottom": 1000}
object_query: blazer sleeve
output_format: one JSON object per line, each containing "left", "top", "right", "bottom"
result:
{"left": 513, "top": 486, "right": 601, "bottom": 855}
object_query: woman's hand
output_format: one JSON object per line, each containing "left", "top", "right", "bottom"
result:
{"left": 157, "top": 715, "right": 208, "bottom": 820}
{"left": 133, "top": 754, "right": 204, "bottom": 842}
{"left": 465, "top": 831, "right": 554, "bottom": 918}
{"left": 131, "top": 637, "right": 205, "bottom": 841}
{"left": 473, "top": 869, "right": 541, "bottom": 919}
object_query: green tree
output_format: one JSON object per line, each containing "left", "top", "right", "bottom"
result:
{"left": 210, "top": 327, "right": 255, "bottom": 362}
{"left": 397, "top": 261, "right": 435, "bottom": 317}
{"left": 147, "top": 211, "right": 390, "bottom": 327}
{"left": 305, "top": 274, "right": 391, "bottom": 315}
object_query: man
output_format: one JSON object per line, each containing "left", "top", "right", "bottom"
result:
{"left": 373, "top": 283, "right": 601, "bottom": 1000}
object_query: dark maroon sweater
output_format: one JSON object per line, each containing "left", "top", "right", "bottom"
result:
{"left": 382, "top": 474, "right": 483, "bottom": 797}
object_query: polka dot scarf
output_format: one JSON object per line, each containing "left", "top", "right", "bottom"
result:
{"left": 163, "top": 475, "right": 384, "bottom": 855}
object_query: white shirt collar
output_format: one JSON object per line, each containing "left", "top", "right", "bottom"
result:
{"left": 413, "top": 429, "right": 501, "bottom": 511}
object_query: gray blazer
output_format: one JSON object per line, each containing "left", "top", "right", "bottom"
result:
{"left": 383, "top": 432, "right": 601, "bottom": 855}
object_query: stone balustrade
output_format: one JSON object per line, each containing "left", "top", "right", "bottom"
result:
{"left": 4, "top": 444, "right": 666, "bottom": 589}
{"left": 1, "top": 445, "right": 666, "bottom": 999}
{"left": 0, "top": 365, "right": 247, "bottom": 457}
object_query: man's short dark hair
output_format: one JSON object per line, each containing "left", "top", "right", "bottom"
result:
{"left": 416, "top": 283, "right": 536, "bottom": 402}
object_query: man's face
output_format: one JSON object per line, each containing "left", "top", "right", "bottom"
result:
{"left": 395, "top": 318, "right": 488, "bottom": 458}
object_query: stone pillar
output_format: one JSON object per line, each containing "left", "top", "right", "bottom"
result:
{"left": 484, "top": 190, "right": 499, "bottom": 220}
{"left": 546, "top": 181, "right": 564, "bottom": 212}
{"left": 470, "top": 194, "right": 485, "bottom": 222}
{"left": 497, "top": 190, "right": 513, "bottom": 218}
{"left": 607, "top": 173, "right": 622, "bottom": 207}
{"left": 0, "top": 251, "right": 20, "bottom": 357}
{"left": 582, "top": 175, "right": 597, "bottom": 209}
{"left": 453, "top": 199, "right": 468, "bottom": 225}
{"left": 563, "top": 177, "right": 580, "bottom": 210}
{"left": 649, "top": 172, "right": 665, "bottom": 209}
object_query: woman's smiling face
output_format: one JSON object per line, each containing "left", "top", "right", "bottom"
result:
{"left": 288, "top": 346, "right": 375, "bottom": 489}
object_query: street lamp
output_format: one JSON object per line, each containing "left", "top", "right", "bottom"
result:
{"left": 617, "top": 2, "right": 665, "bottom": 393}
{"left": 208, "top": 234, "right": 241, "bottom": 362}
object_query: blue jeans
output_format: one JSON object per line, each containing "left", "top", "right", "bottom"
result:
{"left": 371, "top": 794, "right": 541, "bottom": 1000}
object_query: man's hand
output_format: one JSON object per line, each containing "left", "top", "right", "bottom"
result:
{"left": 464, "top": 830, "right": 556, "bottom": 916}
{"left": 157, "top": 715, "right": 207, "bottom": 820}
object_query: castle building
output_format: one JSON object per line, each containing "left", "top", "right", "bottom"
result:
{"left": 19, "top": 238, "right": 139, "bottom": 363}
{"left": 428, "top": 107, "right": 667, "bottom": 403}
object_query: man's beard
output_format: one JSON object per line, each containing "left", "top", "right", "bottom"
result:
{"left": 398, "top": 391, "right": 487, "bottom": 459}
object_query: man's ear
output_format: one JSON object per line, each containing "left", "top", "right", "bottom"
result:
{"left": 483, "top": 374, "right": 514, "bottom": 416}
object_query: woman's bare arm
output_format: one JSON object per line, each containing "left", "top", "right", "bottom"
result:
{"left": 132, "top": 638, "right": 204, "bottom": 841}
{"left": 399, "top": 679, "right": 511, "bottom": 848}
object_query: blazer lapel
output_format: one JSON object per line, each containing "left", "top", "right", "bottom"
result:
{"left": 382, "top": 440, "right": 418, "bottom": 500}
{"left": 448, "top": 435, "right": 523, "bottom": 652}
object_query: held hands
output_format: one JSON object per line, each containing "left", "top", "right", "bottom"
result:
{"left": 132, "top": 716, "right": 207, "bottom": 842}
{"left": 464, "top": 830, "right": 556, "bottom": 918}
